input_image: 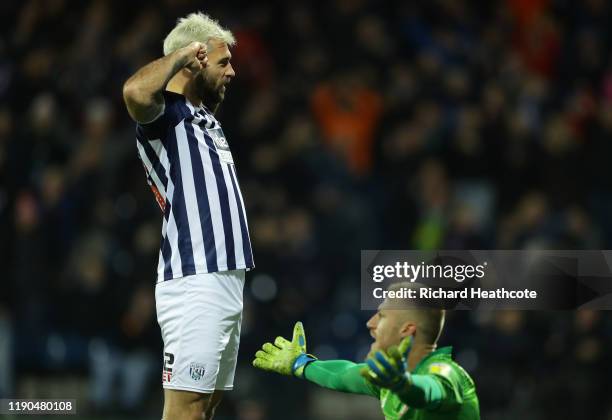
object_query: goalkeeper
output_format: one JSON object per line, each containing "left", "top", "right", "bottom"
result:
{"left": 253, "top": 283, "right": 480, "bottom": 419}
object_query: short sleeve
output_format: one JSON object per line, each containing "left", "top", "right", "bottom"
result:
{"left": 136, "top": 91, "right": 184, "bottom": 140}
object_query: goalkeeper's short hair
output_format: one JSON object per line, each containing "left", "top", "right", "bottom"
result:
{"left": 387, "top": 281, "right": 446, "bottom": 345}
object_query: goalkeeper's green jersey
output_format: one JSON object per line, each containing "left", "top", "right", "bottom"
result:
{"left": 304, "top": 346, "right": 479, "bottom": 420}
{"left": 369, "top": 347, "right": 479, "bottom": 420}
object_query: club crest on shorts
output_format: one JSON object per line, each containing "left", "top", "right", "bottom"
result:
{"left": 189, "top": 362, "right": 206, "bottom": 382}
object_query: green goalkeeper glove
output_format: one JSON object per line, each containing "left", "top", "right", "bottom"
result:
{"left": 360, "top": 335, "right": 413, "bottom": 392}
{"left": 252, "top": 321, "right": 317, "bottom": 378}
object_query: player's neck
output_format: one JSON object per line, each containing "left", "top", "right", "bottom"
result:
{"left": 407, "top": 343, "right": 436, "bottom": 371}
{"left": 167, "top": 71, "right": 221, "bottom": 113}
{"left": 202, "top": 98, "right": 220, "bottom": 114}
{"left": 167, "top": 70, "right": 203, "bottom": 108}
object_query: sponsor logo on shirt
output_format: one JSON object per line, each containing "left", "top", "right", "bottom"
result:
{"left": 429, "top": 362, "right": 452, "bottom": 377}
{"left": 207, "top": 127, "right": 234, "bottom": 164}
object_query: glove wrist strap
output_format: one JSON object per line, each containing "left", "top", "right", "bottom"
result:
{"left": 292, "top": 353, "right": 317, "bottom": 378}
{"left": 392, "top": 372, "right": 413, "bottom": 396}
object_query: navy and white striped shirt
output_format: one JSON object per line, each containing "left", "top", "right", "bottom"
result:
{"left": 136, "top": 91, "right": 254, "bottom": 282}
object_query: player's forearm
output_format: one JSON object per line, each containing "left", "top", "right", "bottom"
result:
{"left": 122, "top": 49, "right": 188, "bottom": 122}
{"left": 304, "top": 360, "right": 376, "bottom": 396}
{"left": 396, "top": 374, "right": 444, "bottom": 409}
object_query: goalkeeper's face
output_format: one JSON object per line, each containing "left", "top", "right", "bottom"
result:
{"left": 366, "top": 304, "right": 411, "bottom": 359}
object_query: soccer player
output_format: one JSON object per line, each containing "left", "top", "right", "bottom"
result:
{"left": 122, "top": 12, "right": 254, "bottom": 420}
{"left": 253, "top": 283, "right": 480, "bottom": 419}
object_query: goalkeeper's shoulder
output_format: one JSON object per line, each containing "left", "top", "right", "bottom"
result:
{"left": 420, "top": 357, "right": 476, "bottom": 391}
{"left": 415, "top": 352, "right": 479, "bottom": 408}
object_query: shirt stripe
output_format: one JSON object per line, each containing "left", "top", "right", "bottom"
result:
{"left": 229, "top": 164, "right": 254, "bottom": 267}
{"left": 175, "top": 120, "right": 209, "bottom": 272}
{"left": 222, "top": 163, "right": 246, "bottom": 268}
{"left": 160, "top": 205, "right": 173, "bottom": 279}
{"left": 136, "top": 140, "right": 167, "bottom": 198}
{"left": 201, "top": 129, "right": 236, "bottom": 270}
{"left": 166, "top": 125, "right": 195, "bottom": 276}
{"left": 184, "top": 120, "right": 218, "bottom": 272}
{"left": 136, "top": 129, "right": 169, "bottom": 187}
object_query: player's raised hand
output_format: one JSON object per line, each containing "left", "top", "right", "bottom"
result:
{"left": 181, "top": 41, "right": 208, "bottom": 73}
{"left": 253, "top": 321, "right": 317, "bottom": 377}
{"left": 360, "top": 335, "right": 413, "bottom": 391}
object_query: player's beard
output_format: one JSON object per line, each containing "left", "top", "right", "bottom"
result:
{"left": 195, "top": 72, "right": 225, "bottom": 112}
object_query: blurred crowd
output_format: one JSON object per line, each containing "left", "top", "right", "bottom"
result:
{"left": 2, "top": 0, "right": 612, "bottom": 418}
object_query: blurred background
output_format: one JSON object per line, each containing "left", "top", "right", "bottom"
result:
{"left": 2, "top": 0, "right": 612, "bottom": 418}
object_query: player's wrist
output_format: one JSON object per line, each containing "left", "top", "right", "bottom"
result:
{"left": 174, "top": 48, "right": 192, "bottom": 69}
{"left": 292, "top": 353, "right": 317, "bottom": 378}
{"left": 391, "top": 372, "right": 413, "bottom": 395}
{"left": 169, "top": 44, "right": 195, "bottom": 69}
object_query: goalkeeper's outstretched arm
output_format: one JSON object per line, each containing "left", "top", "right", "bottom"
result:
{"left": 252, "top": 322, "right": 375, "bottom": 396}
{"left": 303, "top": 360, "right": 377, "bottom": 396}
{"left": 252, "top": 322, "right": 447, "bottom": 403}
{"left": 304, "top": 357, "right": 447, "bottom": 406}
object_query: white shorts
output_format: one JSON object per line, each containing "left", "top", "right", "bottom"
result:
{"left": 155, "top": 269, "right": 245, "bottom": 393}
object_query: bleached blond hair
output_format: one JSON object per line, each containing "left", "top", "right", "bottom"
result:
{"left": 163, "top": 12, "right": 236, "bottom": 56}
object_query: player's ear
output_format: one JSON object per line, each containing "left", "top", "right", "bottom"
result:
{"left": 399, "top": 321, "right": 416, "bottom": 338}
